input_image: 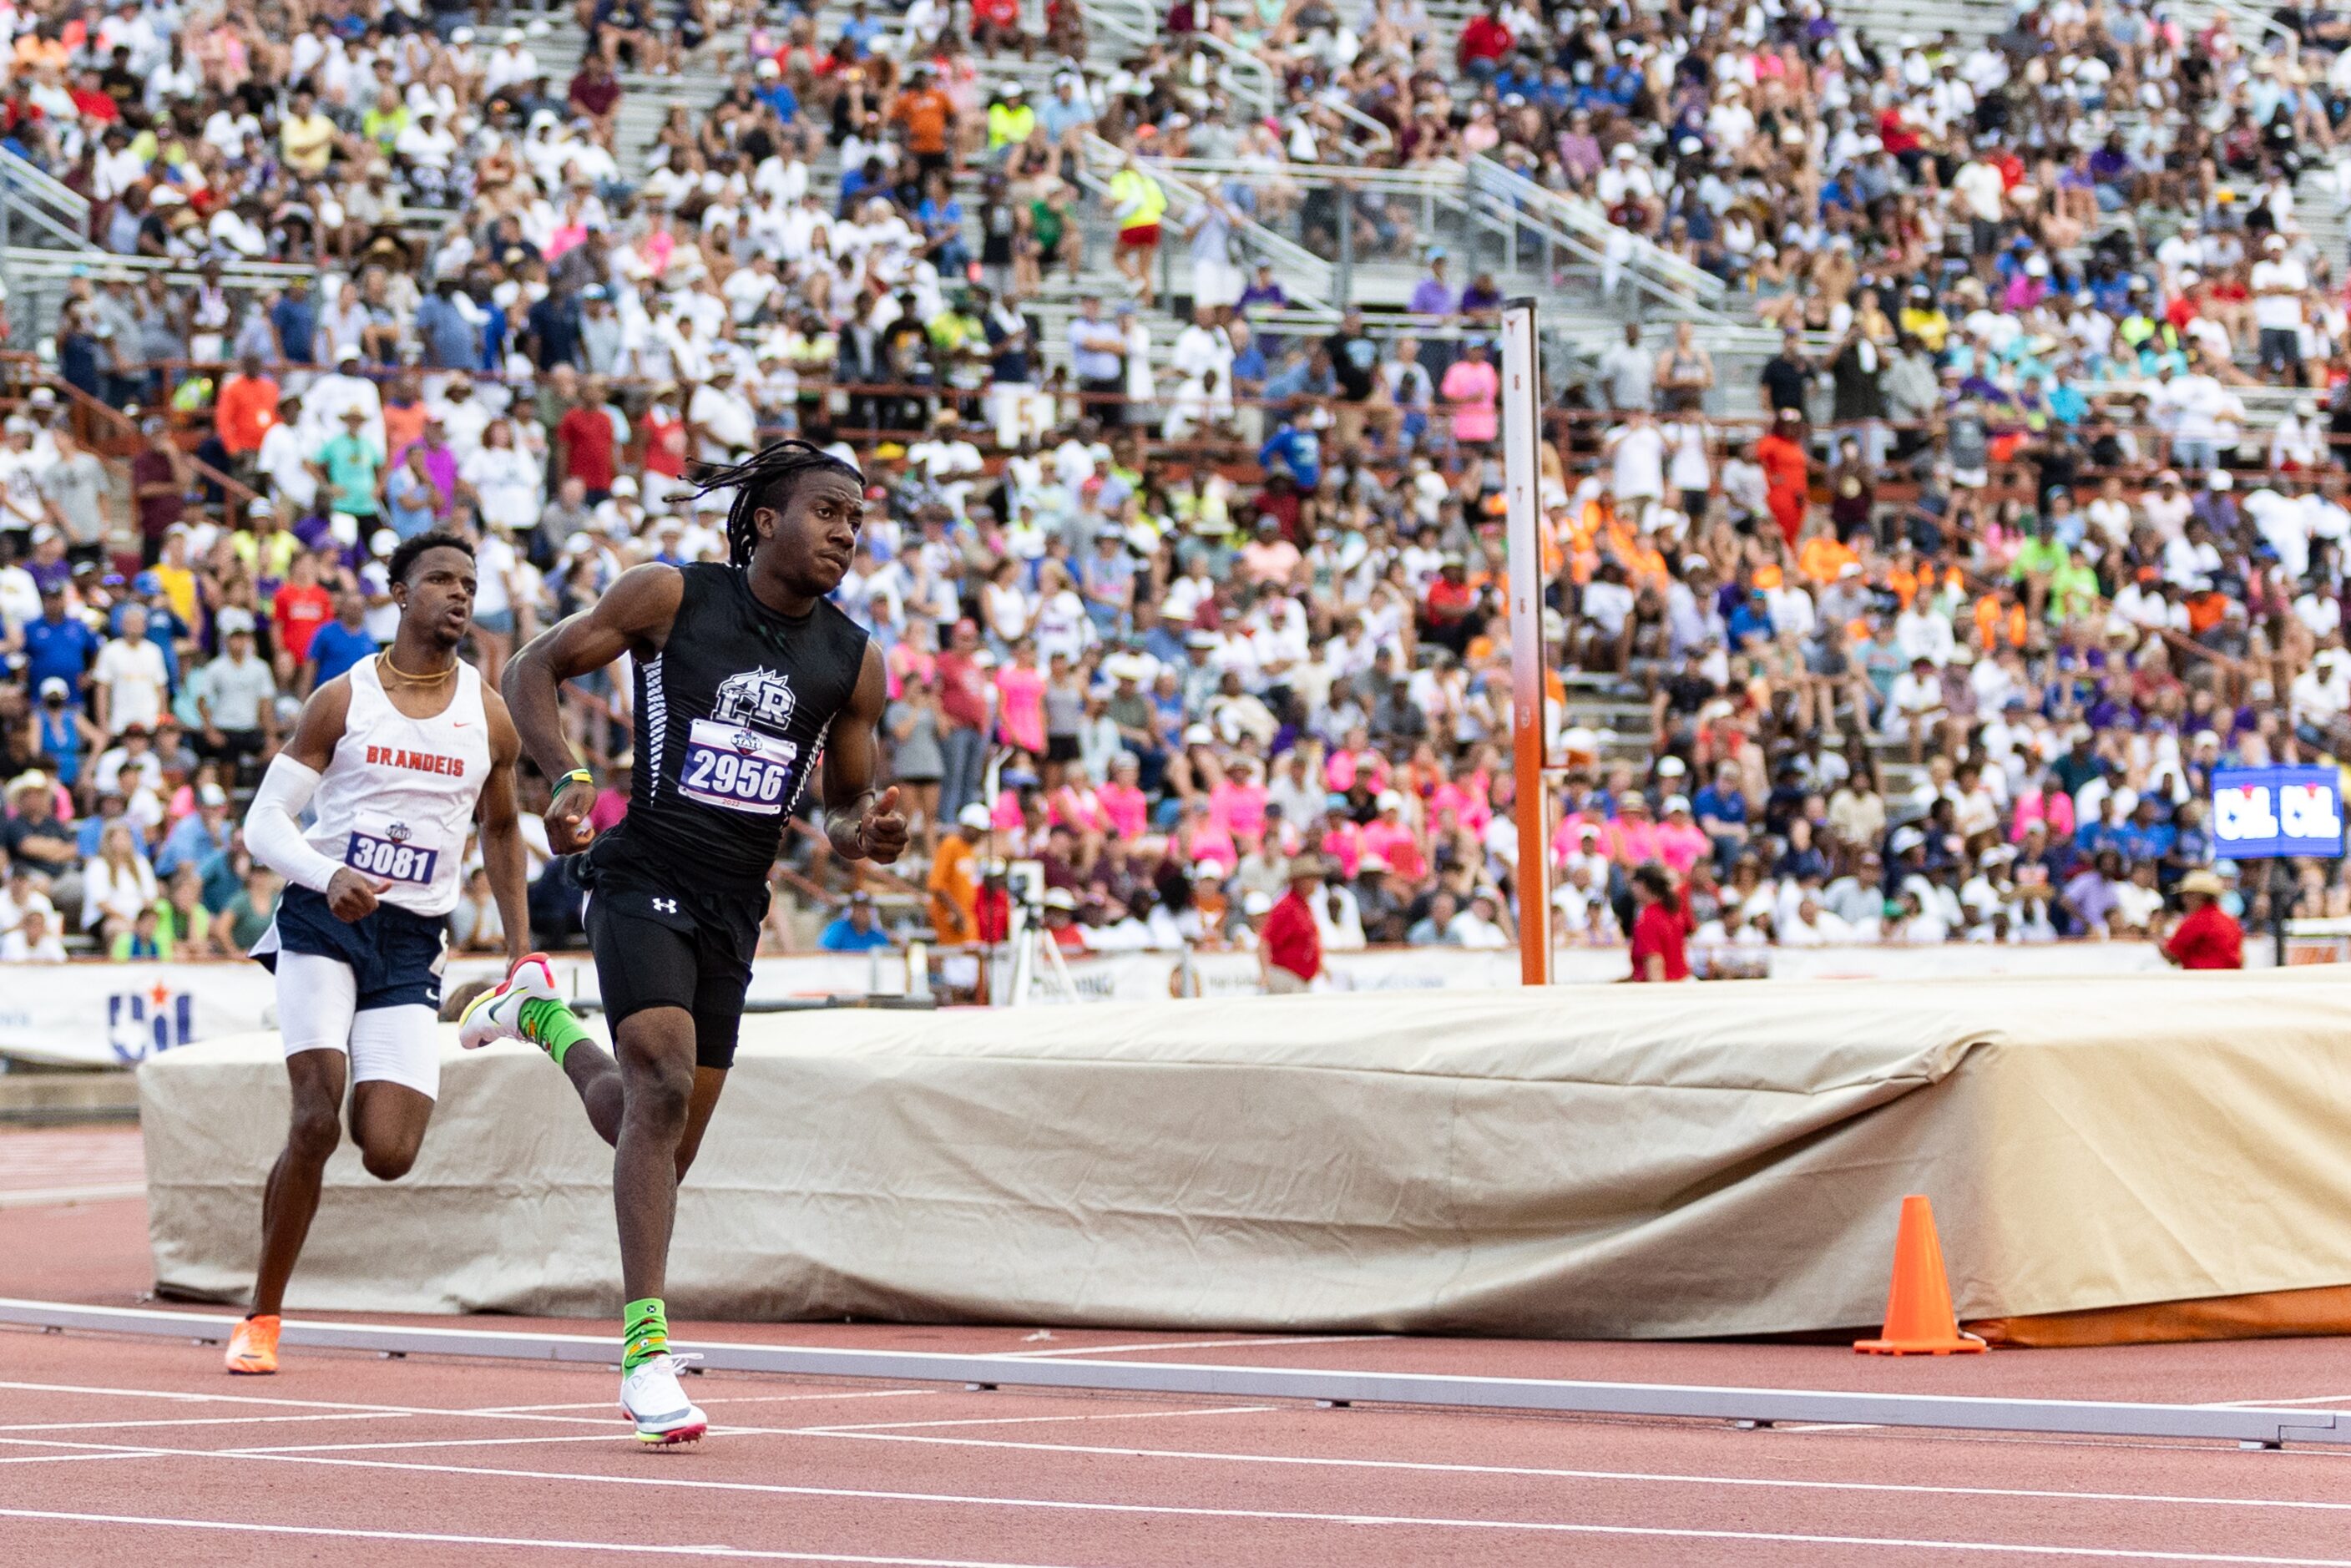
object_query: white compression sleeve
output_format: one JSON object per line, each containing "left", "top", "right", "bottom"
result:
{"left": 245, "top": 756, "right": 345, "bottom": 895}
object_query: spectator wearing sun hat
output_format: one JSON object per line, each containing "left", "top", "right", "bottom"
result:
{"left": 1260, "top": 855, "right": 1325, "bottom": 994}
{"left": 2160, "top": 871, "right": 2244, "bottom": 970}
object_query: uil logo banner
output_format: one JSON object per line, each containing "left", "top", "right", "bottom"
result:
{"left": 2212, "top": 766, "right": 2346, "bottom": 859}
{"left": 714, "top": 667, "right": 798, "bottom": 731}
{"left": 108, "top": 981, "right": 196, "bottom": 1064}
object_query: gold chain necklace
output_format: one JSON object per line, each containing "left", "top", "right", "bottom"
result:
{"left": 377, "top": 651, "right": 457, "bottom": 685}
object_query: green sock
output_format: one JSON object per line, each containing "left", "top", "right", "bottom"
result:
{"left": 623, "top": 1297, "right": 669, "bottom": 1373}
{"left": 518, "top": 997, "right": 592, "bottom": 1066}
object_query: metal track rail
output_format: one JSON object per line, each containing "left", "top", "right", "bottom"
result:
{"left": 2, "top": 1297, "right": 2346, "bottom": 1449}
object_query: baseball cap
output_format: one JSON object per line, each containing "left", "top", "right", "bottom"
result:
{"left": 217, "top": 607, "right": 255, "bottom": 635}
{"left": 957, "top": 802, "right": 992, "bottom": 830}
{"left": 198, "top": 783, "right": 228, "bottom": 807}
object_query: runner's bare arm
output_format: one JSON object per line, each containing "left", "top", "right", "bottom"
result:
{"left": 821, "top": 642, "right": 908, "bottom": 864}
{"left": 475, "top": 685, "right": 533, "bottom": 971}
{"left": 503, "top": 563, "right": 683, "bottom": 856}
{"left": 244, "top": 675, "right": 387, "bottom": 922}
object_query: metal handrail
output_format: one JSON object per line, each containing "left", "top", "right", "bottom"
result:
{"left": 15, "top": 361, "right": 263, "bottom": 515}
{"left": 2168, "top": 0, "right": 2295, "bottom": 48}
{"left": 1146, "top": 155, "right": 1464, "bottom": 194}
{"left": 0, "top": 148, "right": 88, "bottom": 223}
{"left": 1322, "top": 95, "right": 1395, "bottom": 161}
{"left": 0, "top": 191, "right": 95, "bottom": 251}
{"left": 1071, "top": 0, "right": 1282, "bottom": 117}
{"left": 0, "top": 248, "right": 317, "bottom": 285}
{"left": 1466, "top": 154, "right": 1729, "bottom": 311}
{"left": 1079, "top": 132, "right": 1337, "bottom": 301}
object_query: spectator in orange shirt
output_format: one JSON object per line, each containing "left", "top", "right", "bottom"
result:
{"left": 1797, "top": 524, "right": 1855, "bottom": 587}
{"left": 215, "top": 353, "right": 281, "bottom": 475}
{"left": 927, "top": 802, "right": 990, "bottom": 943}
{"left": 1973, "top": 581, "right": 2029, "bottom": 650}
{"left": 891, "top": 64, "right": 956, "bottom": 178}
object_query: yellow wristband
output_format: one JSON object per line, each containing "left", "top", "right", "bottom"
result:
{"left": 560, "top": 768, "right": 595, "bottom": 792}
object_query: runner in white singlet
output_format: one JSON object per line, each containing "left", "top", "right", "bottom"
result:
{"left": 224, "top": 532, "right": 535, "bottom": 1377}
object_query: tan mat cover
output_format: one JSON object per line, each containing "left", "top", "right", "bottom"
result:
{"left": 141, "top": 971, "right": 2351, "bottom": 1338}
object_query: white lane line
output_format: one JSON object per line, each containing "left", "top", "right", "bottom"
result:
{"left": 0, "top": 1379, "right": 620, "bottom": 1429}
{"left": 18, "top": 1436, "right": 2351, "bottom": 1560}
{"left": 0, "top": 1184, "right": 144, "bottom": 1209}
{"left": 225, "top": 1407, "right": 1275, "bottom": 1455}
{"left": 0, "top": 1412, "right": 421, "bottom": 1434}
{"left": 999, "top": 1335, "right": 1394, "bottom": 1360}
{"left": 798, "top": 1407, "right": 1277, "bottom": 1435}
{"left": 793, "top": 1430, "right": 2351, "bottom": 1516}
{"left": 226, "top": 1433, "right": 643, "bottom": 1456}
{"left": 0, "top": 1509, "right": 1091, "bottom": 1567}
{"left": 467, "top": 1389, "right": 938, "bottom": 1415}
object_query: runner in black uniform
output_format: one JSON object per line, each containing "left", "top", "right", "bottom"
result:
{"left": 493, "top": 439, "right": 908, "bottom": 1444}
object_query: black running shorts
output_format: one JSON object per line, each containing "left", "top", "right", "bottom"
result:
{"left": 580, "top": 841, "right": 767, "bottom": 1070}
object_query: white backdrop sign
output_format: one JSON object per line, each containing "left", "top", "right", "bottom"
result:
{"left": 0, "top": 938, "right": 2256, "bottom": 1067}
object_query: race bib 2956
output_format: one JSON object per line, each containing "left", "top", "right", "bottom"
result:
{"left": 680, "top": 718, "right": 800, "bottom": 815}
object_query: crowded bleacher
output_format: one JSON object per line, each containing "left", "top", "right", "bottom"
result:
{"left": 0, "top": 0, "right": 2340, "bottom": 983}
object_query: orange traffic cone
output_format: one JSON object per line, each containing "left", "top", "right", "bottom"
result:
{"left": 1854, "top": 1195, "right": 1988, "bottom": 1356}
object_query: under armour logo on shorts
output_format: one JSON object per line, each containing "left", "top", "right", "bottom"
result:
{"left": 652, "top": 898, "right": 679, "bottom": 913}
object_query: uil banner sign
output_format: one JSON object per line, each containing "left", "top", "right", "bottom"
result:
{"left": 2212, "top": 766, "right": 2347, "bottom": 860}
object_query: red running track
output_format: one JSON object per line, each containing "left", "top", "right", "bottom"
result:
{"left": 14, "top": 1132, "right": 2351, "bottom": 1565}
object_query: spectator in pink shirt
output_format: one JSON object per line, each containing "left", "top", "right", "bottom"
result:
{"left": 1608, "top": 793, "right": 1664, "bottom": 866}
{"left": 1171, "top": 797, "right": 1238, "bottom": 871}
{"left": 1654, "top": 795, "right": 1711, "bottom": 876}
{"left": 1208, "top": 757, "right": 1269, "bottom": 849}
{"left": 1239, "top": 518, "right": 1302, "bottom": 585}
{"left": 1325, "top": 728, "right": 1390, "bottom": 796}
{"left": 993, "top": 641, "right": 1047, "bottom": 756}
{"left": 2010, "top": 771, "right": 2078, "bottom": 845}
{"left": 1430, "top": 775, "right": 1489, "bottom": 837}
{"left": 1099, "top": 753, "right": 1150, "bottom": 839}
{"left": 1553, "top": 816, "right": 1603, "bottom": 867}
{"left": 1319, "top": 802, "right": 1363, "bottom": 877}
{"left": 1047, "top": 777, "right": 1109, "bottom": 836}
{"left": 1360, "top": 791, "right": 1426, "bottom": 880}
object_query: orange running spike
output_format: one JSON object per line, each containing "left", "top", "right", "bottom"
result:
{"left": 225, "top": 1313, "right": 281, "bottom": 1374}
{"left": 1855, "top": 1196, "right": 1988, "bottom": 1356}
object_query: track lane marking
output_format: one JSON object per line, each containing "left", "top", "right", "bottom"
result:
{"left": 0, "top": 1509, "right": 1093, "bottom": 1566}
{"left": 226, "top": 1433, "right": 645, "bottom": 1455}
{"left": 799, "top": 1407, "right": 1277, "bottom": 1435}
{"left": 0, "top": 1411, "right": 423, "bottom": 1434}
{"left": 466, "top": 1388, "right": 938, "bottom": 1414}
{"left": 0, "top": 1184, "right": 144, "bottom": 1209}
{"left": 791, "top": 1429, "right": 2351, "bottom": 1514}
{"left": 13, "top": 1436, "right": 2351, "bottom": 1559}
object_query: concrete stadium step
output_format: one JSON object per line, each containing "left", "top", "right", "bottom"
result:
{"left": 1833, "top": 0, "right": 2010, "bottom": 44}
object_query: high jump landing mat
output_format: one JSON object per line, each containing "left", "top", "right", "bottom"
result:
{"left": 139, "top": 969, "right": 2351, "bottom": 1344}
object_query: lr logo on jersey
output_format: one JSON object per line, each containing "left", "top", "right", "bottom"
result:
{"left": 714, "top": 668, "right": 798, "bottom": 731}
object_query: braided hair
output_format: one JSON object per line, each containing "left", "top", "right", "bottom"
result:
{"left": 692, "top": 438, "right": 867, "bottom": 569}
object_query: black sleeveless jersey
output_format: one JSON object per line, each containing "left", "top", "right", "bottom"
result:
{"left": 604, "top": 561, "right": 870, "bottom": 890}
